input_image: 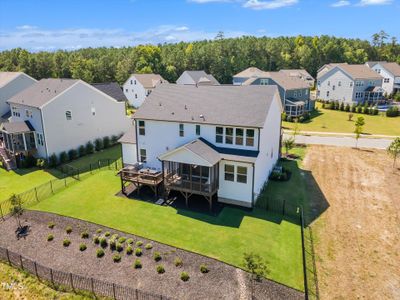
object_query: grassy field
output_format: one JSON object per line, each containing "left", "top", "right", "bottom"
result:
{"left": 0, "top": 145, "right": 121, "bottom": 201}
{"left": 31, "top": 170, "right": 303, "bottom": 290}
{"left": 283, "top": 102, "right": 400, "bottom": 136}
{"left": 0, "top": 262, "right": 91, "bottom": 300}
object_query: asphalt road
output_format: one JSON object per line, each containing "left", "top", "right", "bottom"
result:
{"left": 284, "top": 133, "right": 394, "bottom": 149}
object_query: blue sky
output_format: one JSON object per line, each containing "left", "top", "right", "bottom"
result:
{"left": 0, "top": 0, "right": 399, "bottom": 51}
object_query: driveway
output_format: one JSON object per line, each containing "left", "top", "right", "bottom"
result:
{"left": 284, "top": 133, "right": 393, "bottom": 149}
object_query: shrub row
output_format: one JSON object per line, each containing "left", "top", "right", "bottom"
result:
{"left": 321, "top": 100, "right": 380, "bottom": 115}
{"left": 282, "top": 112, "right": 311, "bottom": 123}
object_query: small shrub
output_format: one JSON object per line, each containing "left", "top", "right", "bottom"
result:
{"left": 48, "top": 222, "right": 55, "bottom": 229}
{"left": 200, "top": 264, "right": 209, "bottom": 273}
{"left": 96, "top": 249, "right": 105, "bottom": 258}
{"left": 126, "top": 238, "right": 134, "bottom": 245}
{"left": 145, "top": 243, "right": 153, "bottom": 250}
{"left": 48, "top": 153, "right": 58, "bottom": 168}
{"left": 104, "top": 231, "right": 111, "bottom": 237}
{"left": 118, "top": 237, "right": 126, "bottom": 244}
{"left": 65, "top": 226, "right": 73, "bottom": 234}
{"left": 63, "top": 239, "right": 71, "bottom": 247}
{"left": 111, "top": 135, "right": 119, "bottom": 145}
{"left": 47, "top": 234, "right": 54, "bottom": 242}
{"left": 36, "top": 158, "right": 46, "bottom": 168}
{"left": 356, "top": 105, "right": 363, "bottom": 113}
{"left": 81, "top": 231, "right": 89, "bottom": 239}
{"left": 133, "top": 259, "right": 142, "bottom": 269}
{"left": 136, "top": 241, "right": 143, "bottom": 247}
{"left": 180, "top": 272, "right": 190, "bottom": 281}
{"left": 96, "top": 229, "right": 102, "bottom": 234}
{"left": 93, "top": 235, "right": 100, "bottom": 245}
{"left": 94, "top": 138, "right": 104, "bottom": 151}
{"left": 99, "top": 237, "right": 108, "bottom": 248}
{"left": 109, "top": 239, "right": 116, "bottom": 251}
{"left": 68, "top": 149, "right": 78, "bottom": 161}
{"left": 103, "top": 136, "right": 111, "bottom": 149}
{"left": 78, "top": 145, "right": 86, "bottom": 157}
{"left": 345, "top": 104, "right": 350, "bottom": 112}
{"left": 174, "top": 257, "right": 183, "bottom": 267}
{"left": 113, "top": 254, "right": 121, "bottom": 263}
{"left": 111, "top": 233, "right": 119, "bottom": 240}
{"left": 86, "top": 141, "right": 95, "bottom": 154}
{"left": 79, "top": 244, "right": 87, "bottom": 251}
{"left": 135, "top": 248, "right": 142, "bottom": 257}
{"left": 156, "top": 265, "right": 165, "bottom": 274}
{"left": 387, "top": 106, "right": 399, "bottom": 117}
{"left": 126, "top": 246, "right": 133, "bottom": 255}
{"left": 116, "top": 243, "right": 124, "bottom": 252}
{"left": 59, "top": 151, "right": 68, "bottom": 164}
{"left": 153, "top": 252, "right": 162, "bottom": 262}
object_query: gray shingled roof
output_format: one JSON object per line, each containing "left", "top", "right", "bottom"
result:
{"left": 133, "top": 84, "right": 279, "bottom": 128}
{"left": 381, "top": 62, "right": 400, "bottom": 77}
{"left": 91, "top": 82, "right": 127, "bottom": 102}
{"left": 339, "top": 64, "right": 383, "bottom": 80}
{"left": 1, "top": 121, "right": 35, "bottom": 134}
{"left": 118, "top": 126, "right": 136, "bottom": 144}
{"left": 0, "top": 72, "right": 23, "bottom": 88}
{"left": 7, "top": 78, "right": 78, "bottom": 108}
{"left": 180, "top": 71, "right": 220, "bottom": 85}
{"left": 280, "top": 69, "right": 314, "bottom": 80}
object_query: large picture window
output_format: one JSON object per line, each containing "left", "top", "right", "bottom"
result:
{"left": 224, "top": 164, "right": 234, "bottom": 181}
{"left": 216, "top": 127, "right": 223, "bottom": 143}
{"left": 246, "top": 129, "right": 254, "bottom": 146}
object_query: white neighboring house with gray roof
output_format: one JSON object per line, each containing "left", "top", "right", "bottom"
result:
{"left": 366, "top": 61, "right": 400, "bottom": 96}
{"left": 176, "top": 71, "right": 220, "bottom": 86}
{"left": 1, "top": 78, "right": 130, "bottom": 164}
{"left": 0, "top": 72, "right": 37, "bottom": 122}
{"left": 317, "top": 64, "right": 384, "bottom": 104}
{"left": 123, "top": 74, "right": 167, "bottom": 108}
{"left": 124, "top": 84, "right": 282, "bottom": 208}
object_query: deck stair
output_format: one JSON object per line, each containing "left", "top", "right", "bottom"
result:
{"left": 0, "top": 146, "right": 16, "bottom": 171}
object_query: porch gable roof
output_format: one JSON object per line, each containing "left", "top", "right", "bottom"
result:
{"left": 159, "top": 138, "right": 221, "bottom": 167}
{"left": 1, "top": 120, "right": 35, "bottom": 134}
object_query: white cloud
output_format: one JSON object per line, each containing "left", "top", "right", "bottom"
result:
{"left": 16, "top": 25, "right": 38, "bottom": 30}
{"left": 357, "top": 0, "right": 392, "bottom": 5}
{"left": 188, "top": 0, "right": 235, "bottom": 3}
{"left": 243, "top": 0, "right": 298, "bottom": 9}
{"left": 331, "top": 0, "right": 351, "bottom": 7}
{"left": 0, "top": 25, "right": 255, "bottom": 51}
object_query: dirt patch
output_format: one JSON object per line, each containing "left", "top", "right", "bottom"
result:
{"left": 303, "top": 145, "right": 400, "bottom": 299}
{"left": 0, "top": 210, "right": 303, "bottom": 300}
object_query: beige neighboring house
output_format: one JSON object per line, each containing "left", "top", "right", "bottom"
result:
{"left": 176, "top": 70, "right": 220, "bottom": 86}
{"left": 123, "top": 74, "right": 167, "bottom": 108}
{"left": 366, "top": 61, "right": 400, "bottom": 96}
{"left": 0, "top": 72, "right": 37, "bottom": 122}
{"left": 279, "top": 69, "right": 315, "bottom": 87}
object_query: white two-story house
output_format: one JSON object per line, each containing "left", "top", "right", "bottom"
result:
{"left": 233, "top": 67, "right": 313, "bottom": 117}
{"left": 366, "top": 61, "right": 400, "bottom": 96}
{"left": 1, "top": 79, "right": 130, "bottom": 163}
{"left": 123, "top": 74, "right": 167, "bottom": 107}
{"left": 0, "top": 72, "right": 37, "bottom": 122}
{"left": 176, "top": 71, "right": 220, "bottom": 86}
{"left": 317, "top": 63, "right": 384, "bottom": 104}
{"left": 119, "top": 84, "right": 282, "bottom": 209}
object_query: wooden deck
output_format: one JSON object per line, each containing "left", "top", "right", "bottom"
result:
{"left": 120, "top": 167, "right": 163, "bottom": 198}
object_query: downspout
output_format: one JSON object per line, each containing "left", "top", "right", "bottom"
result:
{"left": 251, "top": 162, "right": 255, "bottom": 208}
{"left": 39, "top": 108, "right": 49, "bottom": 160}
{"left": 134, "top": 119, "right": 139, "bottom": 163}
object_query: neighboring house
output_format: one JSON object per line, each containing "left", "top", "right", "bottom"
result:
{"left": 366, "top": 61, "right": 400, "bottom": 96}
{"left": 123, "top": 74, "right": 167, "bottom": 108}
{"left": 1, "top": 78, "right": 130, "bottom": 163}
{"left": 317, "top": 64, "right": 384, "bottom": 104}
{"left": 279, "top": 69, "right": 315, "bottom": 87}
{"left": 91, "top": 82, "right": 128, "bottom": 102}
{"left": 176, "top": 71, "right": 220, "bottom": 86}
{"left": 233, "top": 67, "right": 312, "bottom": 117}
{"left": 125, "top": 84, "right": 282, "bottom": 209}
{"left": 0, "top": 72, "right": 37, "bottom": 122}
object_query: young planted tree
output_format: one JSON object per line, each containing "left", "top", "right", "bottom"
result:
{"left": 283, "top": 137, "right": 295, "bottom": 156}
{"left": 387, "top": 137, "right": 400, "bottom": 169}
{"left": 10, "top": 194, "right": 23, "bottom": 229}
{"left": 354, "top": 116, "right": 365, "bottom": 149}
{"left": 243, "top": 252, "right": 270, "bottom": 298}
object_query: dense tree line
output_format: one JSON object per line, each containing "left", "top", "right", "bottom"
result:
{"left": 0, "top": 31, "right": 399, "bottom": 85}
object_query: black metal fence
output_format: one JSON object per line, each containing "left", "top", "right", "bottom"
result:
{"left": 0, "top": 245, "right": 173, "bottom": 300}
{"left": 0, "top": 158, "right": 121, "bottom": 220}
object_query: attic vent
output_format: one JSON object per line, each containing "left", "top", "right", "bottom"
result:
{"left": 184, "top": 105, "right": 187, "bottom": 110}
{"left": 171, "top": 112, "right": 175, "bottom": 115}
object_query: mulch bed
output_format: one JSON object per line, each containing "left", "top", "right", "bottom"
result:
{"left": 0, "top": 210, "right": 303, "bottom": 300}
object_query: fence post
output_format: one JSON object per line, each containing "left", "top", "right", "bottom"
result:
{"left": 34, "top": 261, "right": 39, "bottom": 279}
{"left": 108, "top": 159, "right": 111, "bottom": 170}
{"left": 115, "top": 160, "right": 117, "bottom": 170}
{"left": 50, "top": 181, "right": 54, "bottom": 194}
{"left": 282, "top": 199, "right": 285, "bottom": 216}
{"left": 113, "top": 283, "right": 116, "bottom": 299}
{"left": 6, "top": 248, "right": 10, "bottom": 265}
{"left": 0, "top": 202, "right": 3, "bottom": 220}
{"left": 50, "top": 268, "right": 54, "bottom": 287}
{"left": 70, "top": 273, "right": 74, "bottom": 292}
{"left": 34, "top": 187, "right": 39, "bottom": 202}
{"left": 300, "top": 208, "right": 309, "bottom": 300}
{"left": 90, "top": 164, "right": 92, "bottom": 174}
{"left": 64, "top": 178, "right": 67, "bottom": 187}
{"left": 91, "top": 278, "right": 95, "bottom": 296}
{"left": 19, "top": 255, "right": 23, "bottom": 270}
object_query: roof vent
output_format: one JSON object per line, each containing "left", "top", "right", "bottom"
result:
{"left": 159, "top": 102, "right": 162, "bottom": 106}
{"left": 199, "top": 114, "right": 205, "bottom": 120}
{"left": 171, "top": 112, "right": 175, "bottom": 115}
{"left": 184, "top": 105, "right": 187, "bottom": 110}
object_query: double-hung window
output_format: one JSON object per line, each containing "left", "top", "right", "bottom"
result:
{"left": 215, "top": 127, "right": 223, "bottom": 143}
{"left": 225, "top": 128, "right": 233, "bottom": 144}
{"left": 246, "top": 129, "right": 254, "bottom": 147}
{"left": 179, "top": 124, "right": 184, "bottom": 137}
{"left": 236, "top": 166, "right": 247, "bottom": 183}
{"left": 139, "top": 149, "right": 147, "bottom": 162}
{"left": 224, "top": 164, "right": 234, "bottom": 181}
{"left": 65, "top": 111, "right": 72, "bottom": 120}
{"left": 138, "top": 120, "right": 145, "bottom": 136}
{"left": 235, "top": 128, "right": 244, "bottom": 145}
{"left": 196, "top": 125, "right": 201, "bottom": 136}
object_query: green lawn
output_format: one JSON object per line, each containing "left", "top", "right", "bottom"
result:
{"left": 283, "top": 102, "right": 400, "bottom": 136}
{"left": 0, "top": 145, "right": 121, "bottom": 201}
{"left": 31, "top": 170, "right": 303, "bottom": 290}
